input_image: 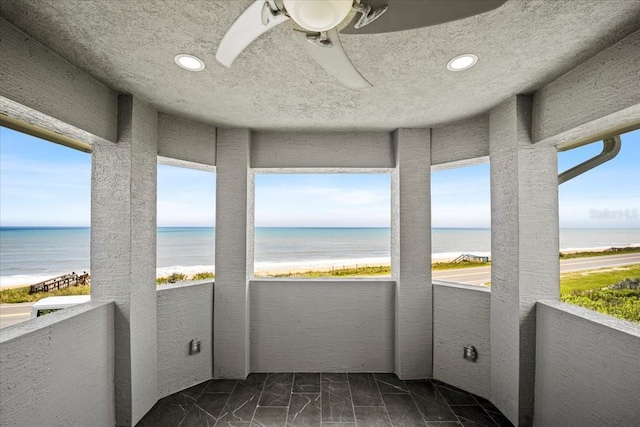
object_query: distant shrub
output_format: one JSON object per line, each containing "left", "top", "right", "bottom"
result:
{"left": 608, "top": 278, "right": 640, "bottom": 290}
{"left": 156, "top": 271, "right": 214, "bottom": 284}
{"left": 560, "top": 247, "right": 640, "bottom": 259}
{"left": 561, "top": 288, "right": 640, "bottom": 323}
{"left": 192, "top": 272, "right": 215, "bottom": 281}
{"left": 268, "top": 265, "right": 391, "bottom": 278}
{"left": 433, "top": 260, "right": 490, "bottom": 270}
{"left": 156, "top": 273, "right": 187, "bottom": 285}
{"left": 172, "top": 273, "right": 187, "bottom": 283}
{"left": 0, "top": 285, "right": 90, "bottom": 304}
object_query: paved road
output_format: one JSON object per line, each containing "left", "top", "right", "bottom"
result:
{"left": 1, "top": 253, "right": 639, "bottom": 329}
{"left": 0, "top": 302, "right": 34, "bottom": 329}
{"left": 433, "top": 253, "right": 640, "bottom": 286}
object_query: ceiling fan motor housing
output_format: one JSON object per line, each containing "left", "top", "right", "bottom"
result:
{"left": 283, "top": 0, "right": 353, "bottom": 32}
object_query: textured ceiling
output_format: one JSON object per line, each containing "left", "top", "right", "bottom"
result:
{"left": 1, "top": 0, "right": 639, "bottom": 130}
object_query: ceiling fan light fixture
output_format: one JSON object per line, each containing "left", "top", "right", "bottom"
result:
{"left": 283, "top": 0, "right": 353, "bottom": 32}
{"left": 447, "top": 54, "right": 478, "bottom": 72}
{"left": 174, "top": 54, "right": 205, "bottom": 71}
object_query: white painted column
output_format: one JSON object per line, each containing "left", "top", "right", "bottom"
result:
{"left": 392, "top": 128, "right": 432, "bottom": 379}
{"left": 91, "top": 95, "right": 158, "bottom": 426}
{"left": 489, "top": 95, "right": 560, "bottom": 426}
{"left": 214, "top": 129, "right": 252, "bottom": 379}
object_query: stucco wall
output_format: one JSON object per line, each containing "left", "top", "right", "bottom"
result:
{"left": 250, "top": 280, "right": 395, "bottom": 372}
{"left": 91, "top": 95, "right": 159, "bottom": 425}
{"left": 392, "top": 128, "right": 433, "bottom": 379}
{"left": 0, "top": 17, "right": 117, "bottom": 143}
{"left": 214, "top": 129, "right": 252, "bottom": 379}
{"left": 158, "top": 113, "right": 216, "bottom": 168}
{"left": 431, "top": 114, "right": 489, "bottom": 170}
{"left": 433, "top": 282, "right": 491, "bottom": 399}
{"left": 533, "top": 29, "right": 640, "bottom": 147}
{"left": 157, "top": 281, "right": 214, "bottom": 399}
{"left": 489, "top": 95, "right": 560, "bottom": 426}
{"left": 251, "top": 131, "right": 394, "bottom": 168}
{"left": 0, "top": 301, "right": 115, "bottom": 427}
{"left": 534, "top": 301, "right": 640, "bottom": 427}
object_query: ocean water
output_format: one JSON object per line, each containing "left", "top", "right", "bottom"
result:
{"left": 1, "top": 226, "right": 639, "bottom": 287}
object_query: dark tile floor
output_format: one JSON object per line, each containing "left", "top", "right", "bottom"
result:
{"left": 137, "top": 373, "right": 513, "bottom": 427}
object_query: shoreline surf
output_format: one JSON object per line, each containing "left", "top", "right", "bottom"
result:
{"left": 2, "top": 245, "right": 638, "bottom": 288}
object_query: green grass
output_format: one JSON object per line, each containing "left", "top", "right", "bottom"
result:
{"left": 560, "top": 264, "right": 640, "bottom": 293}
{"left": 561, "top": 290, "right": 639, "bottom": 323}
{"left": 191, "top": 272, "right": 215, "bottom": 281}
{"left": 263, "top": 260, "right": 492, "bottom": 277}
{"left": 263, "top": 265, "right": 391, "bottom": 278}
{"left": 433, "top": 260, "right": 490, "bottom": 270}
{"left": 156, "top": 272, "right": 215, "bottom": 285}
{"left": 559, "top": 246, "right": 640, "bottom": 259}
{"left": 0, "top": 271, "right": 217, "bottom": 302}
{"left": 559, "top": 264, "right": 640, "bottom": 323}
{"left": 156, "top": 273, "right": 188, "bottom": 285}
{"left": 4, "top": 260, "right": 639, "bottom": 323}
{"left": 258, "top": 254, "right": 637, "bottom": 275}
{"left": 0, "top": 285, "right": 90, "bottom": 304}
{"left": 483, "top": 264, "right": 640, "bottom": 322}
{"left": 258, "top": 260, "right": 493, "bottom": 278}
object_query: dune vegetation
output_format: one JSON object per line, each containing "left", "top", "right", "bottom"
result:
{"left": 0, "top": 284, "right": 90, "bottom": 304}
{"left": 559, "top": 264, "right": 640, "bottom": 323}
{"left": 2, "top": 259, "right": 639, "bottom": 323}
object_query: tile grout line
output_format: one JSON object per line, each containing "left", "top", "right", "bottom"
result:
{"left": 175, "top": 383, "right": 205, "bottom": 427}
{"left": 405, "top": 379, "right": 431, "bottom": 427}
{"left": 288, "top": 374, "right": 322, "bottom": 425}
{"left": 284, "top": 372, "right": 295, "bottom": 426}
{"left": 215, "top": 380, "right": 238, "bottom": 425}
{"left": 176, "top": 380, "right": 211, "bottom": 427}
{"left": 351, "top": 406, "right": 390, "bottom": 408}
{"left": 166, "top": 375, "right": 507, "bottom": 427}
{"left": 345, "top": 374, "right": 357, "bottom": 425}
{"left": 440, "top": 387, "right": 501, "bottom": 427}
{"left": 471, "top": 395, "right": 502, "bottom": 427}
{"left": 432, "top": 383, "right": 463, "bottom": 426}
{"left": 174, "top": 404, "right": 192, "bottom": 427}
{"left": 321, "top": 375, "right": 353, "bottom": 426}
{"left": 316, "top": 374, "right": 322, "bottom": 427}
{"left": 249, "top": 374, "right": 269, "bottom": 427}
{"left": 373, "top": 373, "right": 394, "bottom": 427}
{"left": 179, "top": 380, "right": 237, "bottom": 427}
{"left": 320, "top": 373, "right": 323, "bottom": 427}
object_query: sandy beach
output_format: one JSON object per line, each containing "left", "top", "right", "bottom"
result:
{"left": 253, "top": 262, "right": 392, "bottom": 277}
{"left": 252, "top": 246, "right": 639, "bottom": 277}
{"left": 2, "top": 245, "right": 638, "bottom": 289}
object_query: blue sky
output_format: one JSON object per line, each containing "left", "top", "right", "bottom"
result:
{"left": 157, "top": 164, "right": 216, "bottom": 226}
{"left": 0, "top": 126, "right": 638, "bottom": 228}
{"left": 255, "top": 173, "right": 390, "bottom": 227}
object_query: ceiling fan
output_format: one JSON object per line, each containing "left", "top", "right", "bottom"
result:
{"left": 216, "top": 0, "right": 507, "bottom": 90}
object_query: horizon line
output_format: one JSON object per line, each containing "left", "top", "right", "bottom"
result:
{"left": 2, "top": 225, "right": 640, "bottom": 230}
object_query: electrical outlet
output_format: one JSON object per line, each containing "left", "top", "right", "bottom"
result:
{"left": 463, "top": 345, "right": 477, "bottom": 362}
{"left": 189, "top": 339, "right": 201, "bottom": 355}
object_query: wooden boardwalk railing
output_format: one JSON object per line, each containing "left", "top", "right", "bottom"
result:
{"left": 29, "top": 272, "right": 90, "bottom": 294}
{"left": 452, "top": 254, "right": 490, "bottom": 264}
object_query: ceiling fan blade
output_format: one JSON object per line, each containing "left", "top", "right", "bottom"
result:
{"left": 216, "top": 0, "right": 289, "bottom": 67}
{"left": 293, "top": 28, "right": 372, "bottom": 90}
{"left": 340, "top": 0, "right": 507, "bottom": 34}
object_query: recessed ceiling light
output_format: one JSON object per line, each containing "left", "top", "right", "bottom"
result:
{"left": 447, "top": 54, "right": 478, "bottom": 72}
{"left": 174, "top": 54, "right": 205, "bottom": 71}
